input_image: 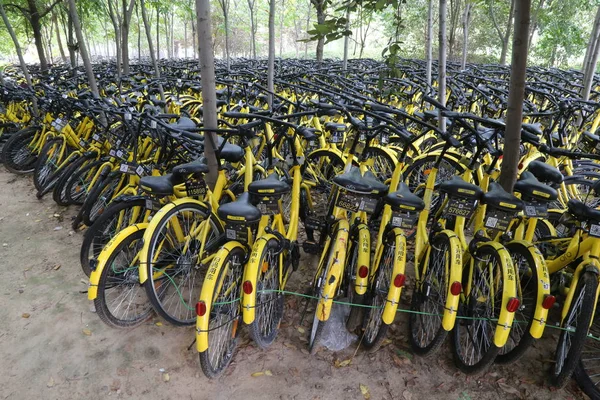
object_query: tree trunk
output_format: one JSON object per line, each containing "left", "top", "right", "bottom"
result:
{"left": 268, "top": 0, "right": 276, "bottom": 106}
{"left": 499, "top": 0, "right": 531, "bottom": 192}
{"left": 192, "top": 14, "right": 196, "bottom": 58}
{"left": 196, "top": 0, "right": 219, "bottom": 188}
{"left": 342, "top": 8, "right": 350, "bottom": 71}
{"left": 54, "top": 12, "right": 67, "bottom": 63}
{"left": 583, "top": 12, "right": 600, "bottom": 101}
{"left": 184, "top": 20, "right": 188, "bottom": 58}
{"left": 67, "top": 0, "right": 99, "bottom": 97}
{"left": 25, "top": 0, "right": 49, "bottom": 72}
{"left": 528, "top": 0, "right": 545, "bottom": 48}
{"left": 220, "top": 0, "right": 231, "bottom": 70}
{"left": 136, "top": 3, "right": 141, "bottom": 60}
{"left": 438, "top": 0, "right": 447, "bottom": 133}
{"left": 121, "top": 0, "right": 136, "bottom": 75}
{"left": 315, "top": 3, "right": 325, "bottom": 62}
{"left": 67, "top": 10, "right": 77, "bottom": 69}
{"left": 460, "top": 2, "right": 471, "bottom": 70}
{"left": 304, "top": 0, "right": 311, "bottom": 58}
{"left": 425, "top": 0, "right": 433, "bottom": 90}
{"left": 499, "top": 0, "right": 515, "bottom": 65}
{"left": 447, "top": 0, "right": 459, "bottom": 61}
{"left": 140, "top": 0, "right": 165, "bottom": 105}
{"left": 248, "top": 0, "right": 256, "bottom": 58}
{"left": 156, "top": 8, "right": 160, "bottom": 59}
{"left": 0, "top": 3, "right": 38, "bottom": 115}
{"left": 164, "top": 12, "right": 171, "bottom": 58}
{"left": 107, "top": 0, "right": 122, "bottom": 76}
{"left": 582, "top": 4, "right": 600, "bottom": 90}
{"left": 279, "top": 0, "right": 285, "bottom": 57}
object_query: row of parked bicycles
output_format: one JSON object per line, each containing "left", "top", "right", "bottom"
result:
{"left": 3, "top": 58, "right": 600, "bottom": 396}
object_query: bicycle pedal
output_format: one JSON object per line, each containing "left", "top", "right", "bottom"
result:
{"left": 302, "top": 241, "right": 321, "bottom": 255}
{"left": 304, "top": 215, "right": 325, "bottom": 231}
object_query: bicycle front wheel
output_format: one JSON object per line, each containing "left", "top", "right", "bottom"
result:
{"left": 144, "top": 203, "right": 222, "bottom": 325}
{"left": 94, "top": 226, "right": 153, "bottom": 328}
{"left": 199, "top": 247, "right": 245, "bottom": 378}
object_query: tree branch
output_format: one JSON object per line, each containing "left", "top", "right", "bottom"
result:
{"left": 488, "top": 0, "right": 503, "bottom": 42}
{"left": 39, "top": 0, "right": 65, "bottom": 19}
{"left": 3, "top": 3, "right": 31, "bottom": 21}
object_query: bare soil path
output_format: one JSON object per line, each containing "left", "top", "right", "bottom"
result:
{"left": 0, "top": 169, "right": 587, "bottom": 400}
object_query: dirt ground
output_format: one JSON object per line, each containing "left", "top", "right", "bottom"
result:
{"left": 0, "top": 168, "right": 589, "bottom": 400}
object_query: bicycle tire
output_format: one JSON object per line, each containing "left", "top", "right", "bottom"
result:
{"left": 452, "top": 244, "right": 505, "bottom": 374}
{"left": 574, "top": 310, "right": 600, "bottom": 399}
{"left": 344, "top": 237, "right": 364, "bottom": 332}
{"left": 551, "top": 270, "right": 598, "bottom": 388}
{"left": 496, "top": 242, "right": 539, "bottom": 364}
{"left": 248, "top": 238, "right": 285, "bottom": 348}
{"left": 144, "top": 203, "right": 223, "bottom": 325}
{"left": 65, "top": 158, "right": 106, "bottom": 206}
{"left": 94, "top": 227, "right": 153, "bottom": 328}
{"left": 409, "top": 232, "right": 452, "bottom": 356}
{"left": 308, "top": 235, "right": 336, "bottom": 354}
{"left": 33, "top": 138, "right": 66, "bottom": 196}
{"left": 52, "top": 153, "right": 91, "bottom": 206}
{"left": 361, "top": 231, "right": 398, "bottom": 351}
{"left": 199, "top": 246, "right": 245, "bottom": 378}
{"left": 82, "top": 173, "right": 124, "bottom": 227}
{"left": 80, "top": 197, "right": 150, "bottom": 277}
{"left": 1, "top": 126, "right": 39, "bottom": 174}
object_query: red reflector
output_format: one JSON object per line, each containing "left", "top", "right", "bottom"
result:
{"left": 196, "top": 301, "right": 207, "bottom": 317}
{"left": 506, "top": 297, "right": 520, "bottom": 313}
{"left": 450, "top": 281, "right": 462, "bottom": 296}
{"left": 393, "top": 274, "right": 406, "bottom": 288}
{"left": 542, "top": 294, "right": 556, "bottom": 310}
{"left": 243, "top": 280, "right": 253, "bottom": 295}
{"left": 518, "top": 162, "right": 523, "bottom": 170}
{"left": 358, "top": 265, "right": 369, "bottom": 279}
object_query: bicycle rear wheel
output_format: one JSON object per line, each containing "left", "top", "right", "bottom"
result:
{"left": 33, "top": 138, "right": 65, "bottom": 195}
{"left": 496, "top": 242, "right": 539, "bottom": 364}
{"left": 552, "top": 270, "right": 597, "bottom": 388}
{"left": 248, "top": 238, "right": 284, "bottom": 348}
{"left": 361, "top": 232, "right": 397, "bottom": 351}
{"left": 452, "top": 244, "right": 504, "bottom": 374}
{"left": 199, "top": 247, "right": 245, "bottom": 378}
{"left": 409, "top": 233, "right": 453, "bottom": 356}
{"left": 574, "top": 311, "right": 600, "bottom": 399}
{"left": 2, "top": 127, "right": 39, "bottom": 174}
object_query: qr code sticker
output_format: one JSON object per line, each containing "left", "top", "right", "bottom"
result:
{"left": 486, "top": 217, "right": 498, "bottom": 228}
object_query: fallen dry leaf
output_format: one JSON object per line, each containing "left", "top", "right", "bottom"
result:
{"left": 297, "top": 326, "right": 305, "bottom": 334}
{"left": 155, "top": 322, "right": 163, "bottom": 327}
{"left": 22, "top": 313, "right": 30, "bottom": 318}
{"left": 403, "top": 390, "right": 412, "bottom": 400}
{"left": 359, "top": 384, "right": 371, "bottom": 399}
{"left": 334, "top": 359, "right": 352, "bottom": 368}
{"left": 53, "top": 264, "right": 61, "bottom": 271}
{"left": 498, "top": 382, "right": 520, "bottom": 396}
{"left": 47, "top": 377, "right": 55, "bottom": 388}
{"left": 162, "top": 373, "right": 170, "bottom": 382}
{"left": 251, "top": 372, "right": 265, "bottom": 377}
{"left": 82, "top": 329, "right": 92, "bottom": 336}
{"left": 381, "top": 338, "right": 393, "bottom": 347}
{"left": 264, "top": 370, "right": 273, "bottom": 376}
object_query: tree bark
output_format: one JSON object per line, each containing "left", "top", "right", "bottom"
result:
{"left": 312, "top": 0, "right": 325, "bottom": 62}
{"left": 107, "top": 0, "right": 122, "bottom": 77}
{"left": 67, "top": 0, "right": 99, "bottom": 97}
{"left": 156, "top": 7, "right": 160, "bottom": 59}
{"left": 53, "top": 12, "right": 67, "bottom": 63}
{"left": 192, "top": 14, "right": 196, "bottom": 58}
{"left": 460, "top": 2, "right": 471, "bottom": 70}
{"left": 247, "top": 0, "right": 257, "bottom": 58}
{"left": 582, "top": 4, "right": 600, "bottom": 95}
{"left": 279, "top": 0, "right": 285, "bottom": 57}
{"left": 184, "top": 20, "right": 188, "bottom": 58}
{"left": 268, "top": 0, "right": 276, "bottom": 106}
{"left": 140, "top": 0, "right": 165, "bottom": 105}
{"left": 66, "top": 9, "right": 77, "bottom": 69}
{"left": 499, "top": 0, "right": 531, "bottom": 192}
{"left": 196, "top": 0, "right": 219, "bottom": 188}
{"left": 218, "top": 0, "right": 231, "bottom": 70}
{"left": 438, "top": 0, "right": 447, "bottom": 133}
{"left": 342, "top": 8, "right": 350, "bottom": 71}
{"left": 500, "top": 0, "right": 515, "bottom": 65}
{"left": 425, "top": 0, "right": 433, "bottom": 91}
{"left": 583, "top": 10, "right": 600, "bottom": 101}
{"left": 121, "top": 0, "right": 136, "bottom": 75}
